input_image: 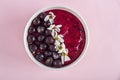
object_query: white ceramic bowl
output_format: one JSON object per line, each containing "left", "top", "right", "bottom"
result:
{"left": 24, "top": 6, "right": 89, "bottom": 69}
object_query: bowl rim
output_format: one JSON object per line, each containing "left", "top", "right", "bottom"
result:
{"left": 24, "top": 6, "right": 90, "bottom": 70}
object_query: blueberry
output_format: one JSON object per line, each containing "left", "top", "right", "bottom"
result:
{"left": 38, "top": 35, "right": 45, "bottom": 41}
{"left": 49, "top": 45, "right": 56, "bottom": 51}
{"left": 29, "top": 44, "right": 37, "bottom": 53}
{"left": 32, "top": 18, "right": 41, "bottom": 25}
{"left": 45, "top": 29, "right": 51, "bottom": 36}
{"left": 44, "top": 21, "right": 51, "bottom": 27}
{"left": 52, "top": 52, "right": 61, "bottom": 59}
{"left": 28, "top": 27, "right": 36, "bottom": 33}
{"left": 27, "top": 35, "right": 36, "bottom": 43}
{"left": 35, "top": 53, "right": 44, "bottom": 62}
{"left": 37, "top": 26, "right": 45, "bottom": 33}
{"left": 44, "top": 51, "right": 52, "bottom": 57}
{"left": 39, "top": 43, "right": 47, "bottom": 51}
{"left": 45, "top": 36, "right": 54, "bottom": 44}
{"left": 53, "top": 60, "right": 62, "bottom": 67}
{"left": 39, "top": 12, "right": 46, "bottom": 20}
{"left": 45, "top": 57, "right": 53, "bottom": 66}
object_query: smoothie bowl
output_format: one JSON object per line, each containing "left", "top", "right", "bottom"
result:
{"left": 24, "top": 6, "right": 89, "bottom": 69}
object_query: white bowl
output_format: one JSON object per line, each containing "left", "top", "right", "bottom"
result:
{"left": 24, "top": 6, "right": 89, "bottom": 70}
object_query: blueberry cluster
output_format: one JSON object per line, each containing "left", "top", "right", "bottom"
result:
{"left": 27, "top": 12, "right": 62, "bottom": 68}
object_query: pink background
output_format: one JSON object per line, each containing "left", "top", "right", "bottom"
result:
{"left": 0, "top": 0, "right": 120, "bottom": 80}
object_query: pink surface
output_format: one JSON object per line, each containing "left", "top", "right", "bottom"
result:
{"left": 0, "top": 0, "right": 120, "bottom": 80}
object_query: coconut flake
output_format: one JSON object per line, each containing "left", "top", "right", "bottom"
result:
{"left": 44, "top": 12, "right": 56, "bottom": 24}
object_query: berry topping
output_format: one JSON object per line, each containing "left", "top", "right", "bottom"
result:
{"left": 37, "top": 26, "right": 45, "bottom": 33}
{"left": 38, "top": 35, "right": 45, "bottom": 41}
{"left": 53, "top": 60, "right": 62, "bottom": 67}
{"left": 35, "top": 53, "right": 44, "bottom": 62}
{"left": 52, "top": 52, "right": 61, "bottom": 59}
{"left": 39, "top": 12, "right": 46, "bottom": 20}
{"left": 39, "top": 43, "right": 47, "bottom": 51}
{"left": 28, "top": 27, "right": 36, "bottom": 33}
{"left": 29, "top": 44, "right": 37, "bottom": 53}
{"left": 27, "top": 35, "right": 36, "bottom": 43}
{"left": 32, "top": 18, "right": 41, "bottom": 25}
{"left": 45, "top": 29, "right": 51, "bottom": 36}
{"left": 44, "top": 51, "right": 52, "bottom": 57}
{"left": 45, "top": 36, "right": 54, "bottom": 44}
{"left": 45, "top": 57, "right": 53, "bottom": 66}
{"left": 44, "top": 21, "right": 51, "bottom": 27}
{"left": 49, "top": 44, "right": 56, "bottom": 51}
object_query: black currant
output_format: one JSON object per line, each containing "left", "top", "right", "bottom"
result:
{"left": 37, "top": 26, "right": 45, "bottom": 33}
{"left": 38, "top": 35, "right": 45, "bottom": 41}
{"left": 44, "top": 51, "right": 52, "bottom": 57}
{"left": 45, "top": 36, "right": 54, "bottom": 44}
{"left": 45, "top": 57, "right": 53, "bottom": 66}
{"left": 39, "top": 43, "right": 47, "bottom": 51}
{"left": 49, "top": 45, "right": 56, "bottom": 51}
{"left": 32, "top": 18, "right": 41, "bottom": 25}
{"left": 28, "top": 27, "right": 36, "bottom": 33}
{"left": 29, "top": 44, "right": 37, "bottom": 53}
{"left": 35, "top": 53, "right": 44, "bottom": 62}
{"left": 27, "top": 35, "right": 36, "bottom": 43}
{"left": 53, "top": 60, "right": 62, "bottom": 67}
